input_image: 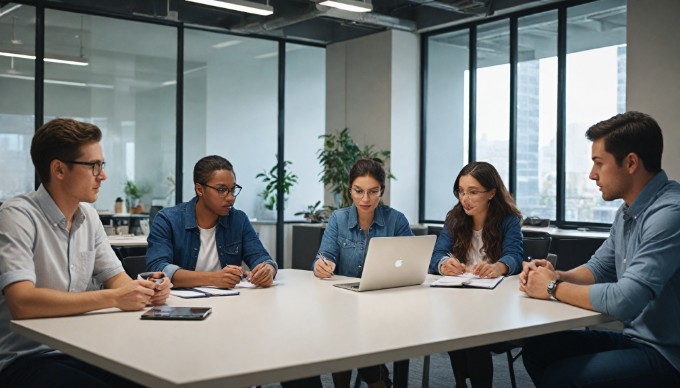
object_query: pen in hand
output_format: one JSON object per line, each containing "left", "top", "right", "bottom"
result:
{"left": 318, "top": 254, "right": 334, "bottom": 278}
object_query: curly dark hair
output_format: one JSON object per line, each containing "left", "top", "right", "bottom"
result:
{"left": 445, "top": 162, "right": 521, "bottom": 265}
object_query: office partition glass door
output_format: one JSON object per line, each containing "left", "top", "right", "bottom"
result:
{"left": 43, "top": 9, "right": 177, "bottom": 213}
{"left": 0, "top": 3, "right": 35, "bottom": 201}
{"left": 284, "top": 43, "right": 325, "bottom": 221}
{"left": 182, "top": 29, "right": 278, "bottom": 220}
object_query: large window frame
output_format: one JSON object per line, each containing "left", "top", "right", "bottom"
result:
{"left": 420, "top": 0, "right": 626, "bottom": 229}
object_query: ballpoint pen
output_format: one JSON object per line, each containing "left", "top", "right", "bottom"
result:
{"left": 318, "top": 254, "right": 334, "bottom": 276}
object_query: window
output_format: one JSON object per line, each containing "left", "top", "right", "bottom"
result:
{"left": 422, "top": 0, "right": 627, "bottom": 226}
{"left": 475, "top": 20, "right": 510, "bottom": 184}
{"left": 422, "top": 29, "right": 469, "bottom": 221}
{"left": 516, "top": 10, "right": 558, "bottom": 220}
{"left": 0, "top": 3, "right": 35, "bottom": 201}
{"left": 565, "top": 0, "right": 626, "bottom": 223}
{"left": 43, "top": 10, "right": 177, "bottom": 212}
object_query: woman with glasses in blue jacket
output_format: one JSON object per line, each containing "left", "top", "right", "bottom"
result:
{"left": 429, "top": 161, "right": 523, "bottom": 388}
{"left": 313, "top": 158, "right": 413, "bottom": 388}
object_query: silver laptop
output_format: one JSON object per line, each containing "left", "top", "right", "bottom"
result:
{"left": 334, "top": 235, "right": 436, "bottom": 292}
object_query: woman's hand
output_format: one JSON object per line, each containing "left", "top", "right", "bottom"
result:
{"left": 470, "top": 262, "right": 507, "bottom": 278}
{"left": 440, "top": 256, "right": 467, "bottom": 276}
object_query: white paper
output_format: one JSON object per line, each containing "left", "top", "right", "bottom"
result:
{"left": 431, "top": 273, "right": 503, "bottom": 289}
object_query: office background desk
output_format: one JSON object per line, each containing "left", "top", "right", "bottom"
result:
{"left": 11, "top": 270, "right": 611, "bottom": 387}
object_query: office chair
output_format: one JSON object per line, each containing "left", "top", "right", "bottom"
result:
{"left": 121, "top": 255, "right": 148, "bottom": 279}
{"left": 523, "top": 232, "right": 552, "bottom": 261}
{"left": 149, "top": 205, "right": 163, "bottom": 227}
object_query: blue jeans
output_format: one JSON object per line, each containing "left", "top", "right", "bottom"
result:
{"left": 522, "top": 330, "right": 680, "bottom": 387}
{"left": 0, "top": 351, "right": 142, "bottom": 387}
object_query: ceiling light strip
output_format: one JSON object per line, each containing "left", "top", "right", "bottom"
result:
{"left": 186, "top": 0, "right": 273, "bottom": 16}
{"left": 318, "top": 0, "right": 372, "bottom": 13}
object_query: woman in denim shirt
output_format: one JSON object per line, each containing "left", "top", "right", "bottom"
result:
{"left": 146, "top": 155, "right": 277, "bottom": 289}
{"left": 429, "top": 161, "right": 523, "bottom": 388}
{"left": 314, "top": 159, "right": 412, "bottom": 388}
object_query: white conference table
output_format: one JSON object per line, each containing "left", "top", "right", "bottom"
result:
{"left": 11, "top": 270, "right": 612, "bottom": 387}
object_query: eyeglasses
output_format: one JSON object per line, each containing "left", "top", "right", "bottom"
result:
{"left": 454, "top": 189, "right": 489, "bottom": 199}
{"left": 350, "top": 187, "right": 382, "bottom": 199}
{"left": 63, "top": 160, "right": 105, "bottom": 176}
{"left": 202, "top": 183, "right": 242, "bottom": 198}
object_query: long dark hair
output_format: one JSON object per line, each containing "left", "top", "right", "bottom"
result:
{"left": 445, "top": 162, "right": 521, "bottom": 264}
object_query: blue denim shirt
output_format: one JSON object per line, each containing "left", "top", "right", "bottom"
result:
{"left": 146, "top": 196, "right": 277, "bottom": 280}
{"left": 428, "top": 215, "right": 524, "bottom": 275}
{"left": 584, "top": 170, "right": 680, "bottom": 372}
{"left": 315, "top": 204, "right": 413, "bottom": 278}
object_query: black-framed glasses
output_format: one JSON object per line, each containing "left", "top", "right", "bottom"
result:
{"left": 454, "top": 189, "right": 489, "bottom": 199}
{"left": 202, "top": 183, "right": 242, "bottom": 198}
{"left": 350, "top": 187, "right": 382, "bottom": 199}
{"left": 63, "top": 160, "right": 106, "bottom": 176}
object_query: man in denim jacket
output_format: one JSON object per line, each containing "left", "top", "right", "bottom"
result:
{"left": 146, "top": 155, "right": 277, "bottom": 288}
{"left": 520, "top": 112, "right": 680, "bottom": 387}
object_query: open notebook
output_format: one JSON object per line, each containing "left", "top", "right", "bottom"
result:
{"left": 430, "top": 274, "right": 504, "bottom": 289}
{"left": 171, "top": 287, "right": 239, "bottom": 298}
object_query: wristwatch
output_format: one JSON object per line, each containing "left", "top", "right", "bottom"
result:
{"left": 547, "top": 279, "right": 560, "bottom": 300}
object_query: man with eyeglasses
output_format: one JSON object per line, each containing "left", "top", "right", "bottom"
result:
{"left": 0, "top": 118, "right": 171, "bottom": 386}
{"left": 146, "top": 155, "right": 277, "bottom": 289}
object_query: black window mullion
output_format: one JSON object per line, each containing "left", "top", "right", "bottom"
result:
{"left": 556, "top": 5, "right": 567, "bottom": 224}
{"left": 175, "top": 26, "right": 184, "bottom": 205}
{"left": 34, "top": 5, "right": 45, "bottom": 190}
{"left": 276, "top": 41, "right": 285, "bottom": 268}
{"left": 469, "top": 26, "right": 477, "bottom": 163}
{"left": 509, "top": 17, "right": 518, "bottom": 197}
{"left": 419, "top": 34, "right": 429, "bottom": 223}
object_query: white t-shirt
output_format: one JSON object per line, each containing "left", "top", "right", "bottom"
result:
{"left": 196, "top": 225, "right": 221, "bottom": 272}
{"left": 467, "top": 229, "right": 488, "bottom": 266}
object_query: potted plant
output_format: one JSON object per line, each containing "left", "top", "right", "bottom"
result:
{"left": 124, "top": 180, "right": 150, "bottom": 214}
{"left": 294, "top": 201, "right": 333, "bottom": 223}
{"left": 255, "top": 158, "right": 299, "bottom": 215}
{"left": 317, "top": 128, "right": 394, "bottom": 208}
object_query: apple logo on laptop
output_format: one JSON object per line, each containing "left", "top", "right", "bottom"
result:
{"left": 394, "top": 259, "right": 404, "bottom": 268}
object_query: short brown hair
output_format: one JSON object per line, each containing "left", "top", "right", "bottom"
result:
{"left": 31, "top": 118, "right": 102, "bottom": 184}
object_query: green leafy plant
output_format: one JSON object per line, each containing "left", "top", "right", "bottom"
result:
{"left": 256, "top": 158, "right": 299, "bottom": 211}
{"left": 294, "top": 200, "right": 333, "bottom": 223}
{"left": 317, "top": 128, "right": 394, "bottom": 208}
{"left": 123, "top": 180, "right": 150, "bottom": 200}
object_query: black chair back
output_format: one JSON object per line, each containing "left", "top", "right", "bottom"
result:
{"left": 122, "top": 255, "right": 148, "bottom": 279}
{"left": 149, "top": 205, "right": 163, "bottom": 227}
{"left": 523, "top": 234, "right": 551, "bottom": 261}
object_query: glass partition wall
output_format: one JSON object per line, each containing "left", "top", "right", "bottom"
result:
{"left": 0, "top": 4, "right": 325, "bottom": 266}
{"left": 0, "top": 3, "right": 35, "bottom": 201}
{"left": 43, "top": 9, "right": 177, "bottom": 213}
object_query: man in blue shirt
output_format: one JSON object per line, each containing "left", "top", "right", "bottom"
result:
{"left": 519, "top": 111, "right": 680, "bottom": 387}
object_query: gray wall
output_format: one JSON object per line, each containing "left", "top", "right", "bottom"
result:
{"left": 627, "top": 0, "right": 680, "bottom": 181}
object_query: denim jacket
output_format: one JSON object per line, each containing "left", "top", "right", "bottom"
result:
{"left": 146, "top": 196, "right": 277, "bottom": 280}
{"left": 428, "top": 214, "right": 523, "bottom": 275}
{"left": 315, "top": 204, "right": 413, "bottom": 278}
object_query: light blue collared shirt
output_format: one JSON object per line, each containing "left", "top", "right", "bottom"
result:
{"left": 0, "top": 185, "right": 124, "bottom": 372}
{"left": 585, "top": 170, "right": 680, "bottom": 372}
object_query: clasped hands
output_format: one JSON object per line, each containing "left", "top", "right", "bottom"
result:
{"left": 213, "top": 263, "right": 275, "bottom": 289}
{"left": 440, "top": 256, "right": 506, "bottom": 278}
{"left": 519, "top": 259, "right": 558, "bottom": 299}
